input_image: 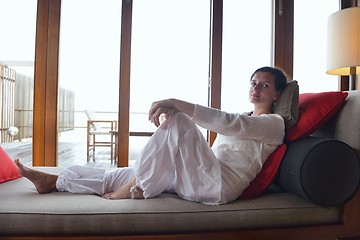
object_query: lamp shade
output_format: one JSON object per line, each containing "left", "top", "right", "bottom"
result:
{"left": 326, "top": 7, "right": 360, "bottom": 75}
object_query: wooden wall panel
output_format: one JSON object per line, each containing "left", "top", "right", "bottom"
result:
{"left": 274, "top": 0, "right": 294, "bottom": 79}
{"left": 340, "top": 0, "right": 358, "bottom": 90}
{"left": 33, "top": 0, "right": 61, "bottom": 166}
{"left": 117, "top": 0, "right": 132, "bottom": 167}
{"left": 208, "top": 0, "right": 223, "bottom": 146}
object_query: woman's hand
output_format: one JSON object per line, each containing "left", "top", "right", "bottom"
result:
{"left": 148, "top": 99, "right": 176, "bottom": 127}
{"left": 148, "top": 98, "right": 195, "bottom": 127}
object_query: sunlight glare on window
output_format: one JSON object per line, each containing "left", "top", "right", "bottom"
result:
{"left": 0, "top": 0, "right": 37, "bottom": 167}
{"left": 222, "top": 0, "right": 272, "bottom": 113}
{"left": 293, "top": 0, "right": 339, "bottom": 93}
{"left": 130, "top": 0, "right": 211, "bottom": 133}
{"left": 58, "top": 0, "right": 122, "bottom": 166}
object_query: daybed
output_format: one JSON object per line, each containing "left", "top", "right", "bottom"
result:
{"left": 1, "top": 90, "right": 360, "bottom": 240}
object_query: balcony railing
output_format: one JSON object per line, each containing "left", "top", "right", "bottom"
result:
{"left": 0, "top": 65, "right": 16, "bottom": 143}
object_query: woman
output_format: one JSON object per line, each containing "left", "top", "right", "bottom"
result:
{"left": 15, "top": 66, "right": 287, "bottom": 205}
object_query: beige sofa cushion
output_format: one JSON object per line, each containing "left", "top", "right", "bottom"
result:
{"left": 0, "top": 167, "right": 340, "bottom": 235}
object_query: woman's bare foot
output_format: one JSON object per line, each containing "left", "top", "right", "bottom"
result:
{"left": 102, "top": 178, "right": 144, "bottom": 200}
{"left": 14, "top": 159, "right": 58, "bottom": 194}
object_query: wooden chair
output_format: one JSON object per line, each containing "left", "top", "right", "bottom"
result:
{"left": 85, "top": 110, "right": 117, "bottom": 164}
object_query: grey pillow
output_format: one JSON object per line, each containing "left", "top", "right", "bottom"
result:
{"left": 276, "top": 137, "right": 360, "bottom": 206}
{"left": 273, "top": 80, "right": 299, "bottom": 130}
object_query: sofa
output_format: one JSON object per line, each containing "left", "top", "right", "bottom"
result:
{"left": 1, "top": 90, "right": 360, "bottom": 240}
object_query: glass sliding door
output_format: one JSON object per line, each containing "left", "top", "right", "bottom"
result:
{"left": 0, "top": 0, "right": 37, "bottom": 167}
{"left": 222, "top": 0, "right": 272, "bottom": 113}
{"left": 129, "top": 0, "right": 211, "bottom": 165}
{"left": 58, "top": 0, "right": 122, "bottom": 168}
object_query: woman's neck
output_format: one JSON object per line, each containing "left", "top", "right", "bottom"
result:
{"left": 252, "top": 108, "right": 272, "bottom": 116}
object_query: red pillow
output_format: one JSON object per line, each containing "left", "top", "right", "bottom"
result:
{"left": 285, "top": 91, "right": 348, "bottom": 142}
{"left": 0, "top": 146, "right": 22, "bottom": 183}
{"left": 241, "top": 143, "right": 287, "bottom": 199}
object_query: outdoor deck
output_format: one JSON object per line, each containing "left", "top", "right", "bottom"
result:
{"left": 1, "top": 129, "right": 145, "bottom": 169}
{"left": 1, "top": 141, "right": 119, "bottom": 169}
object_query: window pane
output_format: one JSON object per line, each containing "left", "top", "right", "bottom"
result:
{"left": 0, "top": 0, "right": 37, "bottom": 167}
{"left": 130, "top": 0, "right": 211, "bottom": 163}
{"left": 58, "top": 0, "right": 121, "bottom": 168}
{"left": 294, "top": 0, "right": 339, "bottom": 93}
{"left": 222, "top": 0, "right": 272, "bottom": 113}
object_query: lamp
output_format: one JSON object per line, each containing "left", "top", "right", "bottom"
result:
{"left": 326, "top": 7, "right": 360, "bottom": 90}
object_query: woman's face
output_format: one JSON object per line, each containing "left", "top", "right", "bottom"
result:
{"left": 249, "top": 72, "right": 279, "bottom": 108}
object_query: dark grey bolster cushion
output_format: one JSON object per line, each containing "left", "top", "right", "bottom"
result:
{"left": 276, "top": 137, "right": 360, "bottom": 206}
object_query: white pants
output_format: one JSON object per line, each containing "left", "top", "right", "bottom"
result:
{"left": 57, "top": 165, "right": 135, "bottom": 195}
{"left": 56, "top": 113, "right": 222, "bottom": 204}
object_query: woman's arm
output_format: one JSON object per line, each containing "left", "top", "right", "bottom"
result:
{"left": 193, "top": 104, "right": 285, "bottom": 144}
{"left": 148, "top": 98, "right": 195, "bottom": 127}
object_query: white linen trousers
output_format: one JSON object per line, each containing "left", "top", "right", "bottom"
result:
{"left": 56, "top": 113, "right": 223, "bottom": 205}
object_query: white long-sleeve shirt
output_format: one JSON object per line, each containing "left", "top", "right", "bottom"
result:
{"left": 192, "top": 104, "right": 285, "bottom": 203}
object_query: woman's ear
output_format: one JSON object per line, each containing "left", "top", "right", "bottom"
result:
{"left": 273, "top": 91, "right": 281, "bottom": 101}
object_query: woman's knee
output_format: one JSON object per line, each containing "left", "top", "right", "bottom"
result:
{"left": 157, "top": 112, "right": 194, "bottom": 136}
{"left": 171, "top": 112, "right": 195, "bottom": 130}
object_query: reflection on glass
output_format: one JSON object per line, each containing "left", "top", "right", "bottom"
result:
{"left": 222, "top": 0, "right": 272, "bottom": 113}
{"left": 294, "top": 0, "right": 338, "bottom": 93}
{"left": 130, "top": 0, "right": 211, "bottom": 164}
{"left": 58, "top": 0, "right": 121, "bottom": 167}
{"left": 0, "top": 0, "right": 37, "bottom": 167}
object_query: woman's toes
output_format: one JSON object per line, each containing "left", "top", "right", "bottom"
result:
{"left": 102, "top": 193, "right": 112, "bottom": 199}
